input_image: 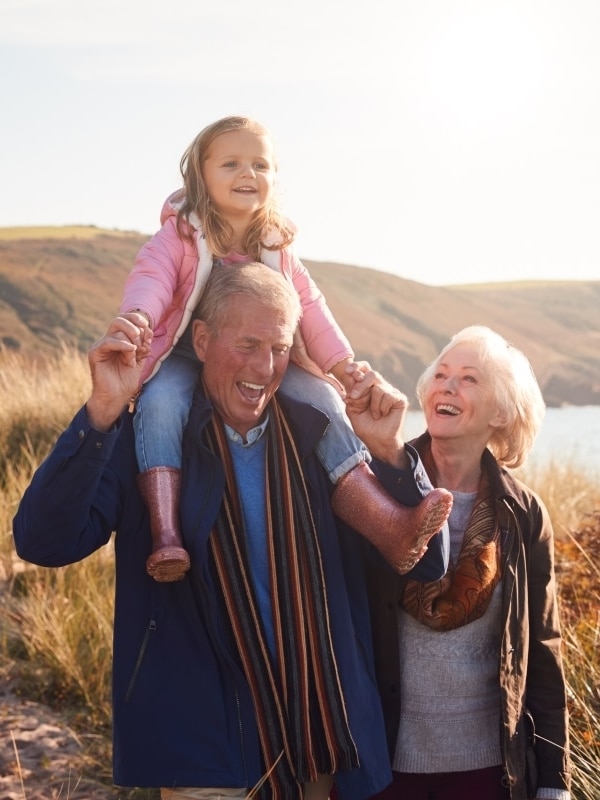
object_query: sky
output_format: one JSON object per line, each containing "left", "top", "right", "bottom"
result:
{"left": 1, "top": 0, "right": 599, "bottom": 286}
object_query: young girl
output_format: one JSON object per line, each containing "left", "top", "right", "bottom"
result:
{"left": 120, "top": 115, "right": 452, "bottom": 582}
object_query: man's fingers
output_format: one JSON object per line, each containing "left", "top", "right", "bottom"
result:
{"left": 91, "top": 315, "right": 153, "bottom": 360}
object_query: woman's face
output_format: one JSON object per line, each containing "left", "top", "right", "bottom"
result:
{"left": 422, "top": 343, "right": 505, "bottom": 449}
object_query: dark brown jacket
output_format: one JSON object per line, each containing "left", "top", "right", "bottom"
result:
{"left": 367, "top": 435, "right": 571, "bottom": 799}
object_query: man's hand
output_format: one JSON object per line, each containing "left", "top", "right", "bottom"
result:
{"left": 345, "top": 370, "right": 411, "bottom": 469}
{"left": 86, "top": 314, "right": 152, "bottom": 432}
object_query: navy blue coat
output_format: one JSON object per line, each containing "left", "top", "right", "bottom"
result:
{"left": 13, "top": 386, "right": 447, "bottom": 798}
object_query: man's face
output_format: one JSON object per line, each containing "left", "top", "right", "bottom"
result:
{"left": 192, "top": 297, "right": 295, "bottom": 438}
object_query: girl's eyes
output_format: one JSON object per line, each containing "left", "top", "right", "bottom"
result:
{"left": 220, "top": 161, "right": 270, "bottom": 170}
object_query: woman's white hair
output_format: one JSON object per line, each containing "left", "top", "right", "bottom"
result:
{"left": 416, "top": 325, "right": 546, "bottom": 468}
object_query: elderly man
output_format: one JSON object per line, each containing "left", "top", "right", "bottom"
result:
{"left": 14, "top": 263, "right": 447, "bottom": 800}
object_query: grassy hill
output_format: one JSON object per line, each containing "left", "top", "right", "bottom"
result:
{"left": 1, "top": 225, "right": 598, "bottom": 406}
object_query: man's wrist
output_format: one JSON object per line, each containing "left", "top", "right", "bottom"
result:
{"left": 84, "top": 400, "right": 122, "bottom": 433}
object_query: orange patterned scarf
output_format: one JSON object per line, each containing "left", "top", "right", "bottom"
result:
{"left": 401, "top": 444, "right": 502, "bottom": 631}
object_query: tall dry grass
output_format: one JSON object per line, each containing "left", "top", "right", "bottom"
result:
{"left": 519, "top": 459, "right": 600, "bottom": 540}
{"left": 518, "top": 457, "right": 600, "bottom": 798}
{"left": 0, "top": 346, "right": 153, "bottom": 797}
{"left": 1, "top": 347, "right": 599, "bottom": 798}
{"left": 554, "top": 513, "right": 600, "bottom": 800}
{"left": 0, "top": 345, "right": 91, "bottom": 486}
{"left": 0, "top": 346, "right": 91, "bottom": 584}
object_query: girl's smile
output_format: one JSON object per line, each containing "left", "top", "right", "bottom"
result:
{"left": 202, "top": 129, "right": 275, "bottom": 224}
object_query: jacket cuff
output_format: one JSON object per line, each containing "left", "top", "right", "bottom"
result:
{"left": 371, "top": 443, "right": 433, "bottom": 506}
{"left": 68, "top": 406, "right": 123, "bottom": 462}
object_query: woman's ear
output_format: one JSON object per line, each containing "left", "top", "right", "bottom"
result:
{"left": 489, "top": 407, "right": 508, "bottom": 429}
{"left": 192, "top": 319, "right": 210, "bottom": 362}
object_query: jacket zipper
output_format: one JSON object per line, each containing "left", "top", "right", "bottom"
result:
{"left": 124, "top": 618, "right": 157, "bottom": 702}
{"left": 234, "top": 681, "right": 249, "bottom": 787}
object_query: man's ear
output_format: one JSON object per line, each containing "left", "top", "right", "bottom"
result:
{"left": 192, "top": 319, "right": 210, "bottom": 362}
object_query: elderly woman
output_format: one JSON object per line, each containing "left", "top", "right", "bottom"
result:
{"left": 359, "top": 326, "right": 571, "bottom": 800}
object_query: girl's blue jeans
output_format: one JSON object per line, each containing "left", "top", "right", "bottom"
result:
{"left": 134, "top": 341, "right": 369, "bottom": 484}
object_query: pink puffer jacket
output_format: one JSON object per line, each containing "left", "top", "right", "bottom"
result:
{"left": 120, "top": 193, "right": 353, "bottom": 386}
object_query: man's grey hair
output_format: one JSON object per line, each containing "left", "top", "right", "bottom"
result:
{"left": 194, "top": 262, "right": 303, "bottom": 333}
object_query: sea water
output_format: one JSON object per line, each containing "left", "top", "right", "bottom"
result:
{"left": 403, "top": 406, "right": 600, "bottom": 474}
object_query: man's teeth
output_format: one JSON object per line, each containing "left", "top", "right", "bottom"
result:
{"left": 437, "top": 404, "right": 460, "bottom": 415}
{"left": 241, "top": 382, "right": 263, "bottom": 391}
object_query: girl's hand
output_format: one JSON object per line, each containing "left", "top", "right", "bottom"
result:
{"left": 345, "top": 362, "right": 401, "bottom": 418}
{"left": 345, "top": 372, "right": 410, "bottom": 467}
{"left": 330, "top": 357, "right": 371, "bottom": 396}
{"left": 339, "top": 359, "right": 371, "bottom": 405}
{"left": 113, "top": 311, "right": 154, "bottom": 361}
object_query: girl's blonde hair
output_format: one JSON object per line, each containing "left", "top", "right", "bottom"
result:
{"left": 416, "top": 325, "right": 546, "bottom": 469}
{"left": 177, "top": 116, "right": 295, "bottom": 260}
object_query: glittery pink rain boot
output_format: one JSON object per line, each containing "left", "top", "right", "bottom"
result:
{"left": 331, "top": 462, "right": 453, "bottom": 574}
{"left": 136, "top": 467, "right": 191, "bottom": 582}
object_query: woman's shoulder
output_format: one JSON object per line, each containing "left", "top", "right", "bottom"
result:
{"left": 499, "top": 468, "right": 552, "bottom": 538}
{"left": 498, "top": 465, "right": 541, "bottom": 505}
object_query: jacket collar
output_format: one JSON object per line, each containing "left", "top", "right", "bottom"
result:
{"left": 188, "top": 375, "right": 330, "bottom": 461}
{"left": 410, "top": 431, "right": 529, "bottom": 514}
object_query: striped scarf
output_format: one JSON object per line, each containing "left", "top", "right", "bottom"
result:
{"left": 401, "top": 442, "right": 502, "bottom": 632}
{"left": 204, "top": 396, "right": 359, "bottom": 798}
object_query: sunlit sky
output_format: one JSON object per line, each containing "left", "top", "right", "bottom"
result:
{"left": 2, "top": 0, "right": 599, "bottom": 285}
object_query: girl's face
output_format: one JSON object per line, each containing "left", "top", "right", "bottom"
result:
{"left": 202, "top": 129, "right": 275, "bottom": 224}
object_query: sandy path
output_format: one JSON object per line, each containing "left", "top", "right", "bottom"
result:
{"left": 0, "top": 668, "right": 118, "bottom": 800}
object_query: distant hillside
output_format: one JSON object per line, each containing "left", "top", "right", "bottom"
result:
{"left": 1, "top": 226, "right": 598, "bottom": 407}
